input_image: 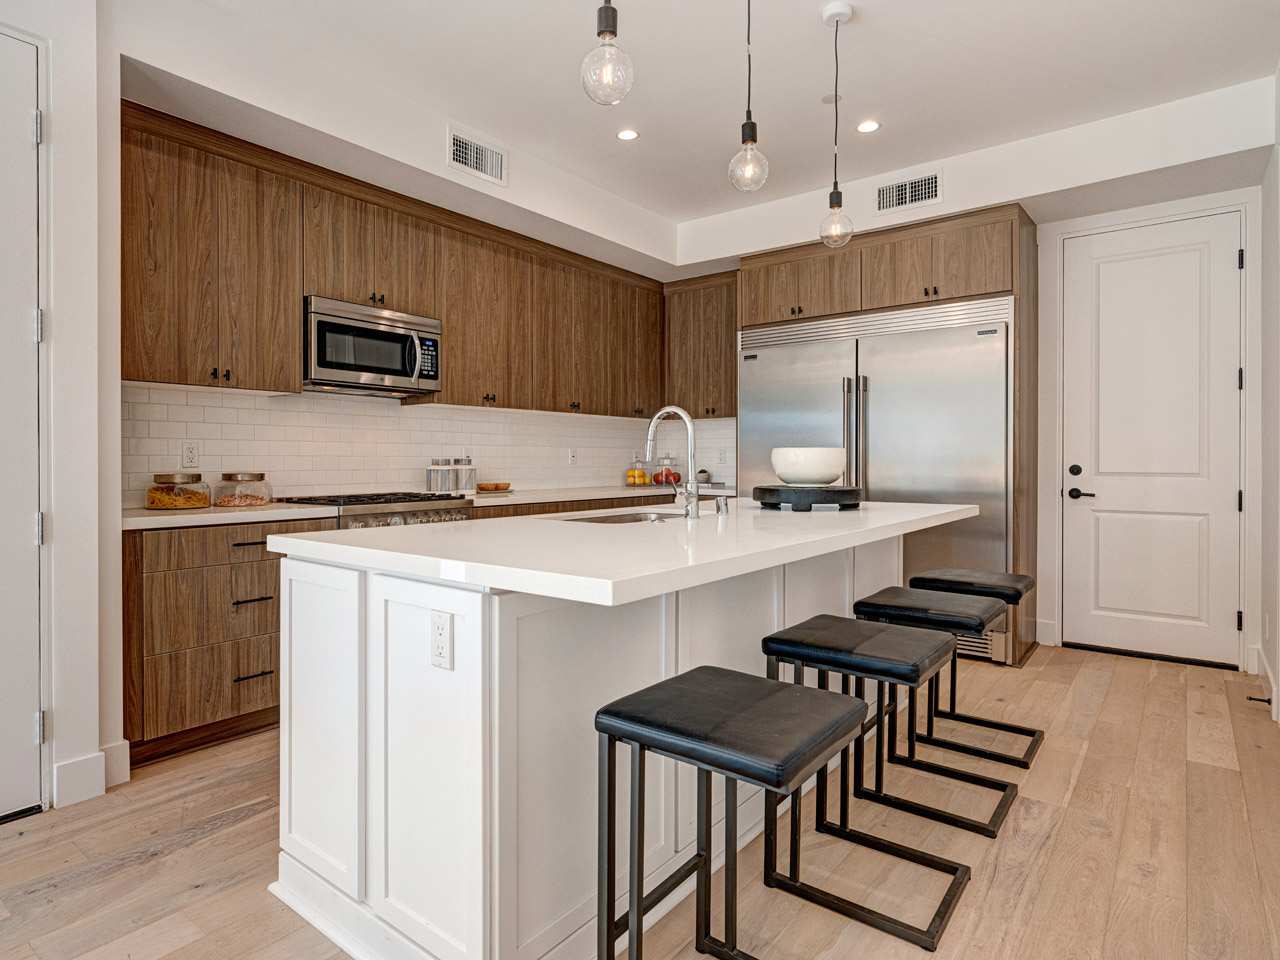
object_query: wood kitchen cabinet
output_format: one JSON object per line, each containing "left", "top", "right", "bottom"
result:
{"left": 862, "top": 221, "right": 1011, "bottom": 310}
{"left": 121, "top": 128, "right": 219, "bottom": 386}
{"left": 631, "top": 287, "right": 664, "bottom": 417}
{"left": 219, "top": 158, "right": 304, "bottom": 392}
{"left": 123, "top": 517, "right": 337, "bottom": 763}
{"left": 376, "top": 209, "right": 438, "bottom": 317}
{"left": 740, "top": 249, "right": 860, "bottom": 327}
{"left": 302, "top": 184, "right": 378, "bottom": 306}
{"left": 664, "top": 273, "right": 737, "bottom": 419}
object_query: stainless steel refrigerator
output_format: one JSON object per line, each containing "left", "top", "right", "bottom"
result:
{"left": 737, "top": 296, "right": 1029, "bottom": 660}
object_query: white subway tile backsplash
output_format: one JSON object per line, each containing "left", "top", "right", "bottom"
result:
{"left": 121, "top": 384, "right": 737, "bottom": 506}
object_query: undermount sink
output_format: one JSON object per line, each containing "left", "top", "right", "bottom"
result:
{"left": 566, "top": 511, "right": 680, "bottom": 524}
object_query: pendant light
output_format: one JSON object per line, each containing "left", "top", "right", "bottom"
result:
{"left": 728, "top": 0, "right": 768, "bottom": 192}
{"left": 819, "top": 2, "right": 854, "bottom": 247}
{"left": 582, "top": 1, "right": 634, "bottom": 106}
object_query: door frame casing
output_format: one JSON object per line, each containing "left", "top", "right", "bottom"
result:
{"left": 1037, "top": 189, "right": 1261, "bottom": 681}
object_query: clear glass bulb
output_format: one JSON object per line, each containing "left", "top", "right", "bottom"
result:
{"left": 581, "top": 37, "right": 634, "bottom": 105}
{"left": 820, "top": 206, "right": 854, "bottom": 247}
{"left": 728, "top": 143, "right": 768, "bottom": 193}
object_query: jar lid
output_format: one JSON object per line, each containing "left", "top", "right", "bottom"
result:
{"left": 221, "top": 472, "right": 266, "bottom": 482}
{"left": 153, "top": 473, "right": 201, "bottom": 483}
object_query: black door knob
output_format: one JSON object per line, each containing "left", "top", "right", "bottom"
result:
{"left": 1067, "top": 488, "right": 1096, "bottom": 499}
{"left": 1068, "top": 464, "right": 1083, "bottom": 476}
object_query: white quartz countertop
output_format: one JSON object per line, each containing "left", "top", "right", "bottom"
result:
{"left": 122, "top": 503, "right": 339, "bottom": 530}
{"left": 267, "top": 500, "right": 978, "bottom": 606}
{"left": 471, "top": 483, "right": 732, "bottom": 507}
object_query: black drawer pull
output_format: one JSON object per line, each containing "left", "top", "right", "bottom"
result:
{"left": 232, "top": 540, "right": 268, "bottom": 548}
{"left": 233, "top": 669, "right": 275, "bottom": 684}
{"left": 232, "top": 595, "right": 275, "bottom": 606}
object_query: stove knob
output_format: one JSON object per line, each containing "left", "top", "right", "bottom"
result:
{"left": 409, "top": 515, "right": 427, "bottom": 524}
{"left": 369, "top": 518, "right": 386, "bottom": 528}
{"left": 348, "top": 520, "right": 365, "bottom": 529}
{"left": 388, "top": 515, "right": 405, "bottom": 526}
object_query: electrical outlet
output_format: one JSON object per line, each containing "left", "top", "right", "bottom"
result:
{"left": 717, "top": 448, "right": 726, "bottom": 464}
{"left": 568, "top": 447, "right": 577, "bottom": 465}
{"left": 181, "top": 441, "right": 200, "bottom": 469}
{"left": 430, "top": 610, "right": 454, "bottom": 670}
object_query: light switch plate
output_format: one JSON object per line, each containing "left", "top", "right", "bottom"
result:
{"left": 430, "top": 610, "right": 454, "bottom": 670}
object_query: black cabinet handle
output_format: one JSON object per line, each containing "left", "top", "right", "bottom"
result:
{"left": 790, "top": 307, "right": 796, "bottom": 316}
{"left": 378, "top": 294, "right": 385, "bottom": 305}
{"left": 231, "top": 540, "right": 268, "bottom": 548}
{"left": 933, "top": 286, "right": 938, "bottom": 296}
{"left": 370, "top": 293, "right": 377, "bottom": 303}
{"left": 710, "top": 407, "right": 716, "bottom": 415}
{"left": 924, "top": 287, "right": 929, "bottom": 297}
{"left": 223, "top": 369, "right": 231, "bottom": 381}
{"left": 233, "top": 669, "right": 275, "bottom": 684}
{"left": 797, "top": 306, "right": 803, "bottom": 315}
{"left": 210, "top": 368, "right": 219, "bottom": 380}
{"left": 1067, "top": 488, "right": 1096, "bottom": 499}
{"left": 232, "top": 595, "right": 275, "bottom": 606}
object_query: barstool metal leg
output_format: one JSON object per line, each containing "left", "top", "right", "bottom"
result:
{"left": 598, "top": 734, "right": 616, "bottom": 960}
{"left": 628, "top": 742, "right": 646, "bottom": 960}
{"left": 724, "top": 778, "right": 737, "bottom": 952}
{"left": 696, "top": 769, "right": 711, "bottom": 949}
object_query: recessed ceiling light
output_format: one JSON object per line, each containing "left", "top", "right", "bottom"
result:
{"left": 616, "top": 129, "right": 639, "bottom": 141}
{"left": 856, "top": 120, "right": 880, "bottom": 133}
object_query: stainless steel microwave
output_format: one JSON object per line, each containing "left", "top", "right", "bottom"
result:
{"left": 303, "top": 296, "right": 442, "bottom": 397}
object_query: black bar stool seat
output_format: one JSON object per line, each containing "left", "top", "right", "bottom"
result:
{"left": 908, "top": 568, "right": 1035, "bottom": 605}
{"left": 764, "top": 615, "right": 1018, "bottom": 840}
{"left": 853, "top": 587, "right": 1044, "bottom": 769}
{"left": 854, "top": 586, "right": 1005, "bottom": 636}
{"left": 596, "top": 666, "right": 968, "bottom": 957}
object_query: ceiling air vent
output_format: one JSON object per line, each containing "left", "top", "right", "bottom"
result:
{"left": 875, "top": 171, "right": 941, "bottom": 214}
{"left": 447, "top": 127, "right": 508, "bottom": 187}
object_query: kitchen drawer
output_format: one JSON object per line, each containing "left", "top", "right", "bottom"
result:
{"left": 143, "top": 634, "right": 279, "bottom": 739}
{"left": 144, "top": 559, "right": 281, "bottom": 655}
{"left": 141, "top": 517, "right": 336, "bottom": 572}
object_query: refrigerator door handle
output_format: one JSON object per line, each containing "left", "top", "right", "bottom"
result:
{"left": 855, "top": 375, "right": 868, "bottom": 492}
{"left": 842, "top": 377, "right": 854, "bottom": 486}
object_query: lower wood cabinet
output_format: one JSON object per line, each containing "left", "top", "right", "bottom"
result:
{"left": 123, "top": 516, "right": 337, "bottom": 764}
{"left": 471, "top": 494, "right": 678, "bottom": 520}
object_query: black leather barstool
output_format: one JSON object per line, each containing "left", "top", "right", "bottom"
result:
{"left": 763, "top": 616, "right": 1018, "bottom": 839}
{"left": 854, "top": 586, "right": 1044, "bottom": 768}
{"left": 596, "top": 665, "right": 969, "bottom": 957}
{"left": 911, "top": 567, "right": 1037, "bottom": 663}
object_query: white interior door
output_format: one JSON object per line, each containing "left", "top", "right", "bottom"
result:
{"left": 0, "top": 32, "right": 42, "bottom": 818}
{"left": 1061, "top": 213, "right": 1241, "bottom": 664}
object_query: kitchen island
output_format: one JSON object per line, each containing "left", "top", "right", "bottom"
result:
{"left": 265, "top": 499, "right": 977, "bottom": 960}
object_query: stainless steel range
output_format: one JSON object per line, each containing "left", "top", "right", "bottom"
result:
{"left": 279, "top": 492, "right": 473, "bottom": 529}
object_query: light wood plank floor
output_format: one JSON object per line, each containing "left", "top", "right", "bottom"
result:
{"left": 1, "top": 646, "right": 1276, "bottom": 960}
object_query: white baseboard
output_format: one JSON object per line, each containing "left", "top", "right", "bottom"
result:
{"left": 52, "top": 750, "right": 105, "bottom": 807}
{"left": 1036, "top": 618, "right": 1060, "bottom": 647}
{"left": 1257, "top": 648, "right": 1278, "bottom": 723}
{"left": 101, "top": 739, "right": 131, "bottom": 788}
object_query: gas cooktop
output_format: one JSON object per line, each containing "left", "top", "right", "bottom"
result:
{"left": 281, "top": 492, "right": 466, "bottom": 507}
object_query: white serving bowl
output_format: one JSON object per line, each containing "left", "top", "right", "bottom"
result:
{"left": 770, "top": 447, "right": 845, "bottom": 486}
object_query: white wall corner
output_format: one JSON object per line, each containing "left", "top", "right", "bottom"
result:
{"left": 101, "top": 738, "right": 131, "bottom": 787}
{"left": 53, "top": 750, "right": 106, "bottom": 808}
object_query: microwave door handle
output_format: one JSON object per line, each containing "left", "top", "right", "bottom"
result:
{"left": 407, "top": 334, "right": 422, "bottom": 382}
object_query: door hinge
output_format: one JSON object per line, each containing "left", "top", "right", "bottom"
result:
{"left": 38, "top": 711, "right": 48, "bottom": 744}
{"left": 1239, "top": 490, "right": 1244, "bottom": 512}
{"left": 36, "top": 512, "right": 44, "bottom": 546}
{"left": 33, "top": 109, "right": 42, "bottom": 146}
{"left": 1239, "top": 248, "right": 1245, "bottom": 269}
{"left": 35, "top": 308, "right": 43, "bottom": 343}
{"left": 1238, "top": 611, "right": 1244, "bottom": 632}
{"left": 1239, "top": 367, "right": 1244, "bottom": 390}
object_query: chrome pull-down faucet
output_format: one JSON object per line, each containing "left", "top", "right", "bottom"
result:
{"left": 645, "top": 405, "right": 699, "bottom": 520}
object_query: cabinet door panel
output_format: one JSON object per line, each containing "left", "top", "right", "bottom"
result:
{"left": 573, "top": 269, "right": 608, "bottom": 415}
{"left": 219, "top": 158, "right": 304, "bottom": 392}
{"left": 933, "top": 220, "right": 1013, "bottom": 300}
{"left": 860, "top": 241, "right": 896, "bottom": 311}
{"left": 697, "top": 283, "right": 738, "bottom": 418}
{"left": 208, "top": 560, "right": 282, "bottom": 645}
{"left": 377, "top": 209, "right": 438, "bottom": 317}
{"left": 794, "top": 257, "right": 831, "bottom": 319}
{"left": 604, "top": 279, "right": 635, "bottom": 418}
{"left": 302, "top": 185, "right": 377, "bottom": 305}
{"left": 739, "top": 262, "right": 797, "bottom": 326}
{"left": 122, "top": 130, "right": 219, "bottom": 386}
{"left": 143, "top": 634, "right": 279, "bottom": 739}
{"left": 827, "top": 247, "right": 862, "bottom": 315}
{"left": 532, "top": 259, "right": 576, "bottom": 413}
{"left": 435, "top": 228, "right": 486, "bottom": 405}
{"left": 893, "top": 236, "right": 933, "bottom": 306}
{"left": 492, "top": 243, "right": 534, "bottom": 411}
{"left": 663, "top": 289, "right": 701, "bottom": 414}
{"left": 631, "top": 287, "right": 664, "bottom": 418}
{"left": 143, "top": 568, "right": 209, "bottom": 656}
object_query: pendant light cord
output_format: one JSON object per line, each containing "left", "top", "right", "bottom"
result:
{"left": 746, "top": 0, "right": 752, "bottom": 117}
{"left": 832, "top": 18, "right": 839, "bottom": 186}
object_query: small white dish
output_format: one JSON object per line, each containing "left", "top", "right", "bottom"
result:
{"left": 770, "top": 447, "right": 845, "bottom": 486}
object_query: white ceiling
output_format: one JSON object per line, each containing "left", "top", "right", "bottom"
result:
{"left": 195, "top": 0, "right": 1279, "bottom": 222}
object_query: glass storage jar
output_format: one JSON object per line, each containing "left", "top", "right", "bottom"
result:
{"left": 214, "top": 472, "right": 273, "bottom": 507}
{"left": 146, "top": 473, "right": 211, "bottom": 510}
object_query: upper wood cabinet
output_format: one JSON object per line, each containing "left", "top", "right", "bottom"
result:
{"left": 664, "top": 276, "right": 737, "bottom": 419}
{"left": 862, "top": 235, "right": 933, "bottom": 311}
{"left": 122, "top": 129, "right": 304, "bottom": 393}
{"left": 122, "top": 129, "right": 219, "bottom": 386}
{"left": 631, "top": 288, "right": 664, "bottom": 418}
{"left": 435, "top": 227, "right": 532, "bottom": 410}
{"left": 302, "top": 185, "right": 377, "bottom": 306}
{"left": 862, "top": 221, "right": 1012, "bottom": 311}
{"left": 740, "top": 249, "right": 860, "bottom": 326}
{"left": 218, "top": 158, "right": 304, "bottom": 392}
{"left": 376, "top": 209, "right": 438, "bottom": 317}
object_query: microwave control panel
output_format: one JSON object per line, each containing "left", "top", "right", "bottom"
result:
{"left": 419, "top": 336, "right": 439, "bottom": 380}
